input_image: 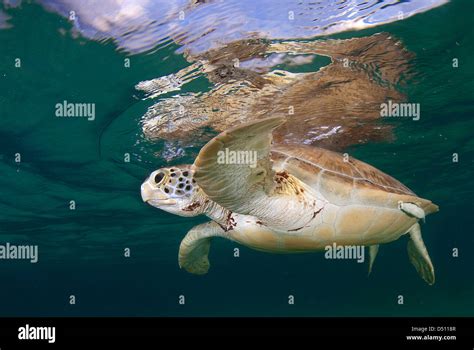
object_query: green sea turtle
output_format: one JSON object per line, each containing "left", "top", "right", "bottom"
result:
{"left": 141, "top": 117, "right": 438, "bottom": 284}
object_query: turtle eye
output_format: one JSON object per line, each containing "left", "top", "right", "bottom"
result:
{"left": 154, "top": 172, "right": 165, "bottom": 184}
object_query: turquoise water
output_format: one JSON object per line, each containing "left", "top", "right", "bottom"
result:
{"left": 0, "top": 0, "right": 473, "bottom": 316}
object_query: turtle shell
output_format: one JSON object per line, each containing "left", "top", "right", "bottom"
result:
{"left": 271, "top": 144, "right": 438, "bottom": 215}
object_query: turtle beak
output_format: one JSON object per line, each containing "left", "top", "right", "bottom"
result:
{"left": 141, "top": 181, "right": 155, "bottom": 203}
{"left": 141, "top": 181, "right": 176, "bottom": 206}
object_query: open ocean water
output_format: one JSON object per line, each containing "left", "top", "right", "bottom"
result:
{"left": 0, "top": 0, "right": 472, "bottom": 317}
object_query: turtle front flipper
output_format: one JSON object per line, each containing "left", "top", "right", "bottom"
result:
{"left": 193, "top": 117, "right": 285, "bottom": 214}
{"left": 407, "top": 223, "right": 435, "bottom": 285}
{"left": 179, "top": 221, "right": 227, "bottom": 275}
{"left": 193, "top": 117, "right": 322, "bottom": 231}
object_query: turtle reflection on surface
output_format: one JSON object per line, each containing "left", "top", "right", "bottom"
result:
{"left": 137, "top": 33, "right": 414, "bottom": 155}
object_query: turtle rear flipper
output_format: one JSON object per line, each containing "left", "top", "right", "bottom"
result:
{"left": 368, "top": 245, "right": 379, "bottom": 276}
{"left": 407, "top": 223, "right": 435, "bottom": 285}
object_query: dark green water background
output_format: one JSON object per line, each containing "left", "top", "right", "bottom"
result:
{"left": 0, "top": 1, "right": 473, "bottom": 316}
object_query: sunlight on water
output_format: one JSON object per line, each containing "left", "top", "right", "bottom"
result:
{"left": 3, "top": 0, "right": 447, "bottom": 54}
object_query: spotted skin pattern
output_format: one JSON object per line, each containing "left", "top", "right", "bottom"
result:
{"left": 154, "top": 167, "right": 196, "bottom": 198}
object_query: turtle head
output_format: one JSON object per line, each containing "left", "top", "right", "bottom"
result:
{"left": 141, "top": 165, "right": 203, "bottom": 217}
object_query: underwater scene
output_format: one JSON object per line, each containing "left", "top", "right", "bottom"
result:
{"left": 0, "top": 0, "right": 473, "bottom": 317}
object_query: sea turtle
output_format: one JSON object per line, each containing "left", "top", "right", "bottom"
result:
{"left": 141, "top": 117, "right": 439, "bottom": 284}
